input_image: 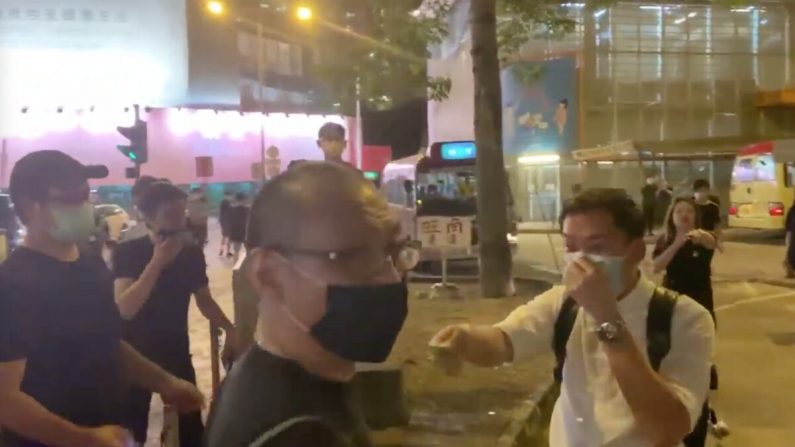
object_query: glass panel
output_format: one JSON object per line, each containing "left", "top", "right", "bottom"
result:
{"left": 290, "top": 44, "right": 303, "bottom": 76}
{"left": 733, "top": 158, "right": 755, "bottom": 183}
{"left": 756, "top": 154, "right": 776, "bottom": 182}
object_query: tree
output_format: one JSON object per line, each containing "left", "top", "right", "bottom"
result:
{"left": 471, "top": 0, "right": 510, "bottom": 297}
{"left": 257, "top": 0, "right": 451, "bottom": 114}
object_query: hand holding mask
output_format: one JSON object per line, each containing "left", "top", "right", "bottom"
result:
{"left": 563, "top": 252, "right": 622, "bottom": 322}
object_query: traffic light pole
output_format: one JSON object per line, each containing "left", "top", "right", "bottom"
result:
{"left": 253, "top": 19, "right": 266, "bottom": 181}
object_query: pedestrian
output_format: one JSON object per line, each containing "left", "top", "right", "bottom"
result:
{"left": 205, "top": 162, "right": 412, "bottom": 447}
{"left": 121, "top": 175, "right": 164, "bottom": 243}
{"left": 693, "top": 179, "right": 721, "bottom": 233}
{"left": 651, "top": 197, "right": 729, "bottom": 444}
{"left": 113, "top": 182, "right": 241, "bottom": 446}
{"left": 429, "top": 188, "right": 714, "bottom": 447}
{"left": 317, "top": 122, "right": 350, "bottom": 166}
{"left": 0, "top": 150, "right": 204, "bottom": 447}
{"left": 641, "top": 176, "right": 658, "bottom": 236}
{"left": 186, "top": 186, "right": 209, "bottom": 246}
{"left": 219, "top": 191, "right": 233, "bottom": 257}
{"left": 225, "top": 192, "right": 250, "bottom": 263}
{"left": 784, "top": 198, "right": 795, "bottom": 278}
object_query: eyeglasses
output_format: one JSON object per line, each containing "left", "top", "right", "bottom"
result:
{"left": 272, "top": 239, "right": 421, "bottom": 278}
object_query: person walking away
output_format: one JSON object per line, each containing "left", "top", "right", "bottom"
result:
{"left": 785, "top": 199, "right": 795, "bottom": 278}
{"left": 113, "top": 182, "right": 241, "bottom": 446}
{"left": 205, "top": 162, "right": 412, "bottom": 447}
{"left": 219, "top": 191, "right": 233, "bottom": 257}
{"left": 652, "top": 198, "right": 730, "bottom": 443}
{"left": 0, "top": 151, "right": 203, "bottom": 447}
{"left": 429, "top": 188, "right": 715, "bottom": 447}
{"left": 641, "top": 176, "right": 658, "bottom": 236}
{"left": 186, "top": 186, "right": 209, "bottom": 246}
{"left": 225, "top": 192, "right": 250, "bottom": 263}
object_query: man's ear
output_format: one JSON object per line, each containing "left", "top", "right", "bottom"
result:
{"left": 246, "top": 248, "right": 288, "bottom": 304}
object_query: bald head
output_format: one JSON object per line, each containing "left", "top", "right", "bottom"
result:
{"left": 246, "top": 162, "right": 396, "bottom": 251}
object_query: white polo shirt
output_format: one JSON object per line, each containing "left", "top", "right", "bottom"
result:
{"left": 495, "top": 275, "right": 714, "bottom": 447}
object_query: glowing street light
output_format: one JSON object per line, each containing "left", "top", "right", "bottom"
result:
{"left": 296, "top": 6, "right": 313, "bottom": 22}
{"left": 206, "top": 1, "right": 225, "bottom": 16}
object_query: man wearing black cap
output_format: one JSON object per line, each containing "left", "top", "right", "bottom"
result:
{"left": 317, "top": 122, "right": 351, "bottom": 166}
{"left": 0, "top": 150, "right": 204, "bottom": 447}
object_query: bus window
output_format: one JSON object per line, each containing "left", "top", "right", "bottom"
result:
{"left": 756, "top": 154, "right": 776, "bottom": 182}
{"left": 732, "top": 158, "right": 755, "bottom": 183}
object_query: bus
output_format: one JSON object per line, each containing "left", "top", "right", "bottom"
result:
{"left": 381, "top": 141, "right": 517, "bottom": 263}
{"left": 729, "top": 140, "right": 795, "bottom": 230}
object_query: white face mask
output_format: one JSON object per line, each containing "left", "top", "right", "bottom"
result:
{"left": 694, "top": 192, "right": 709, "bottom": 202}
{"left": 564, "top": 251, "right": 626, "bottom": 297}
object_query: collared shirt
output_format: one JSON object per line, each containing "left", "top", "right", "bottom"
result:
{"left": 495, "top": 275, "right": 714, "bottom": 447}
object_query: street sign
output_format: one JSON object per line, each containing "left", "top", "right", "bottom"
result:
{"left": 417, "top": 216, "right": 473, "bottom": 248}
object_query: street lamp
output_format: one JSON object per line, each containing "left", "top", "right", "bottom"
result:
{"left": 296, "top": 6, "right": 313, "bottom": 22}
{"left": 206, "top": 0, "right": 225, "bottom": 16}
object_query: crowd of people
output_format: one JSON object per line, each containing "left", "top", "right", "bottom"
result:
{"left": 0, "top": 122, "right": 728, "bottom": 447}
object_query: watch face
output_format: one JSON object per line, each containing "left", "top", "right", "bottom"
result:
{"left": 598, "top": 322, "right": 620, "bottom": 341}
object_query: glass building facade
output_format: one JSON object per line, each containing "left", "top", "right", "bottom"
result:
{"left": 429, "top": 1, "right": 795, "bottom": 222}
{"left": 510, "top": 1, "right": 792, "bottom": 147}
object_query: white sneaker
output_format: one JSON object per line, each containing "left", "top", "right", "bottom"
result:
{"left": 710, "top": 419, "right": 731, "bottom": 439}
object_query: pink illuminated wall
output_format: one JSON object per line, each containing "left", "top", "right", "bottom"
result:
{"left": 0, "top": 108, "right": 356, "bottom": 188}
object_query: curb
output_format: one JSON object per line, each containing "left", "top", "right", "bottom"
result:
{"left": 497, "top": 380, "right": 558, "bottom": 447}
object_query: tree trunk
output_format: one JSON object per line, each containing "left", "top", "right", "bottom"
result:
{"left": 470, "top": 0, "right": 512, "bottom": 297}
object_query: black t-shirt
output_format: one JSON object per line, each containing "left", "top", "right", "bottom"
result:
{"left": 653, "top": 236, "right": 714, "bottom": 295}
{"left": 697, "top": 202, "right": 721, "bottom": 232}
{"left": 205, "top": 346, "right": 371, "bottom": 447}
{"left": 641, "top": 184, "right": 657, "bottom": 208}
{"left": 226, "top": 205, "right": 250, "bottom": 243}
{"left": 112, "top": 237, "right": 208, "bottom": 366}
{"left": 220, "top": 199, "right": 231, "bottom": 225}
{"left": 0, "top": 248, "right": 124, "bottom": 445}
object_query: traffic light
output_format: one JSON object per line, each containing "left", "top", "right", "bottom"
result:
{"left": 117, "top": 118, "right": 148, "bottom": 164}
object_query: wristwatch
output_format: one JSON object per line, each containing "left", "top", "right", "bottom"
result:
{"left": 596, "top": 320, "right": 625, "bottom": 342}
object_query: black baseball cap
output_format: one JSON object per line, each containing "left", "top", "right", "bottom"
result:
{"left": 318, "top": 122, "right": 346, "bottom": 141}
{"left": 10, "top": 150, "right": 108, "bottom": 206}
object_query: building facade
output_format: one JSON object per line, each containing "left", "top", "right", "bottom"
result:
{"left": 428, "top": 0, "right": 795, "bottom": 223}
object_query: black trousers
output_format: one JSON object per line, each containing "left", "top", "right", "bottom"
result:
{"left": 682, "top": 403, "right": 710, "bottom": 447}
{"left": 126, "top": 357, "right": 204, "bottom": 446}
{"left": 643, "top": 206, "right": 655, "bottom": 235}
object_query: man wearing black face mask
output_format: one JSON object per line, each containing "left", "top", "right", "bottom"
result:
{"left": 112, "top": 182, "right": 240, "bottom": 446}
{"left": 205, "top": 162, "right": 412, "bottom": 447}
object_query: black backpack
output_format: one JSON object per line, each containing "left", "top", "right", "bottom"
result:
{"left": 552, "top": 287, "right": 680, "bottom": 382}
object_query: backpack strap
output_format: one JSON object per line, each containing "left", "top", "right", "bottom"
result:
{"left": 552, "top": 286, "right": 680, "bottom": 382}
{"left": 552, "top": 297, "right": 580, "bottom": 383}
{"left": 248, "top": 416, "right": 329, "bottom": 447}
{"left": 646, "top": 287, "right": 679, "bottom": 371}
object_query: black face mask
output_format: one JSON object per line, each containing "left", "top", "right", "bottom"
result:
{"left": 310, "top": 282, "right": 408, "bottom": 363}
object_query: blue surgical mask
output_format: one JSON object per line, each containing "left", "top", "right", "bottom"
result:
{"left": 565, "top": 252, "right": 626, "bottom": 297}
{"left": 48, "top": 203, "right": 96, "bottom": 243}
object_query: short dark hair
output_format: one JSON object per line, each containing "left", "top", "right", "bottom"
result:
{"left": 131, "top": 176, "right": 162, "bottom": 198}
{"left": 318, "top": 122, "right": 346, "bottom": 141}
{"left": 138, "top": 182, "right": 188, "bottom": 219}
{"left": 246, "top": 162, "right": 392, "bottom": 250}
{"left": 693, "top": 179, "right": 710, "bottom": 191}
{"left": 235, "top": 192, "right": 247, "bottom": 201}
{"left": 560, "top": 99, "right": 569, "bottom": 108}
{"left": 559, "top": 188, "right": 645, "bottom": 240}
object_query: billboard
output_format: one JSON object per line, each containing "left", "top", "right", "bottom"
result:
{"left": 501, "top": 57, "right": 578, "bottom": 156}
{"left": 0, "top": 0, "right": 189, "bottom": 110}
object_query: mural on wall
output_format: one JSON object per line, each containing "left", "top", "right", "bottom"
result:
{"left": 501, "top": 57, "right": 578, "bottom": 156}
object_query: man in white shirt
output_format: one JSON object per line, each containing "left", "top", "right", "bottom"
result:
{"left": 430, "top": 188, "right": 714, "bottom": 447}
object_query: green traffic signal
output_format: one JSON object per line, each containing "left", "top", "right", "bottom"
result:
{"left": 117, "top": 118, "right": 148, "bottom": 164}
